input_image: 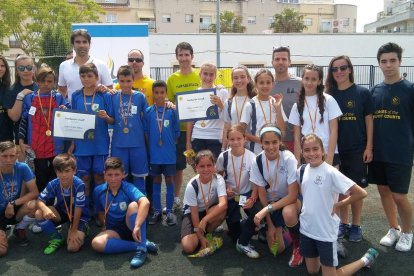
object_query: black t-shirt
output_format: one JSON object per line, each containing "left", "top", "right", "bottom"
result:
{"left": 4, "top": 82, "right": 37, "bottom": 143}
{"left": 331, "top": 84, "right": 374, "bottom": 154}
{"left": 0, "top": 83, "right": 14, "bottom": 142}
{"left": 371, "top": 79, "right": 414, "bottom": 165}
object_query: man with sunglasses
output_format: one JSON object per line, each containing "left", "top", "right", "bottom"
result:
{"left": 58, "top": 29, "right": 113, "bottom": 103}
{"left": 270, "top": 46, "right": 301, "bottom": 153}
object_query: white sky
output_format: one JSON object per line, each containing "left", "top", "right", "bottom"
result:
{"left": 334, "top": 0, "right": 384, "bottom": 32}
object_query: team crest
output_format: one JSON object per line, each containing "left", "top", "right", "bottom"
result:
{"left": 164, "top": 120, "right": 170, "bottom": 127}
{"left": 314, "top": 175, "right": 323, "bottom": 186}
{"left": 119, "top": 202, "right": 127, "bottom": 211}
{"left": 391, "top": 97, "right": 400, "bottom": 105}
{"left": 346, "top": 100, "right": 354, "bottom": 109}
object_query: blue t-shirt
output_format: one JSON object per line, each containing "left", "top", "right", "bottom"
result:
{"left": 38, "top": 176, "right": 90, "bottom": 222}
{"left": 331, "top": 84, "right": 374, "bottom": 154}
{"left": 143, "top": 105, "right": 180, "bottom": 164}
{"left": 71, "top": 89, "right": 113, "bottom": 156}
{"left": 111, "top": 91, "right": 147, "bottom": 148}
{"left": 371, "top": 79, "right": 414, "bottom": 165}
{"left": 0, "top": 162, "right": 35, "bottom": 213}
{"left": 93, "top": 181, "right": 145, "bottom": 228}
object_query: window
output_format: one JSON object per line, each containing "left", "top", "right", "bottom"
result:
{"left": 303, "top": 18, "right": 312, "bottom": 26}
{"left": 268, "top": 16, "right": 274, "bottom": 27}
{"left": 200, "top": 16, "right": 212, "bottom": 30}
{"left": 106, "top": 14, "right": 117, "bottom": 23}
{"left": 162, "top": 14, "right": 171, "bottom": 23}
{"left": 9, "top": 35, "right": 22, "bottom": 48}
{"left": 247, "top": 16, "right": 256, "bottom": 25}
{"left": 319, "top": 19, "right": 331, "bottom": 33}
{"left": 140, "top": 18, "right": 156, "bottom": 29}
{"left": 105, "top": 0, "right": 116, "bottom": 3}
{"left": 342, "top": 18, "right": 350, "bottom": 26}
{"left": 185, "top": 14, "right": 194, "bottom": 23}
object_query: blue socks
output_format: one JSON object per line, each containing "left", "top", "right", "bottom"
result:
{"left": 133, "top": 177, "right": 145, "bottom": 193}
{"left": 166, "top": 182, "right": 174, "bottom": 214}
{"left": 152, "top": 183, "right": 162, "bottom": 213}
{"left": 38, "top": 219, "right": 62, "bottom": 239}
{"left": 103, "top": 238, "right": 141, "bottom": 254}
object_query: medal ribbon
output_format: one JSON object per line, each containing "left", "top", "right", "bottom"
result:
{"left": 304, "top": 97, "right": 318, "bottom": 133}
{"left": 104, "top": 187, "right": 117, "bottom": 227}
{"left": 120, "top": 91, "right": 133, "bottom": 129}
{"left": 231, "top": 149, "right": 245, "bottom": 195}
{"left": 37, "top": 92, "right": 53, "bottom": 132}
{"left": 59, "top": 183, "right": 73, "bottom": 224}
{"left": 258, "top": 98, "right": 272, "bottom": 124}
{"left": 199, "top": 179, "right": 212, "bottom": 211}
{"left": 155, "top": 104, "right": 166, "bottom": 143}
{"left": 83, "top": 90, "right": 96, "bottom": 112}
{"left": 234, "top": 96, "right": 248, "bottom": 123}
{"left": 265, "top": 156, "right": 280, "bottom": 198}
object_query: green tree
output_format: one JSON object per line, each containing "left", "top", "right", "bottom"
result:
{"left": 0, "top": 0, "right": 104, "bottom": 56}
{"left": 209, "top": 11, "right": 246, "bottom": 33}
{"left": 271, "top": 8, "right": 307, "bottom": 33}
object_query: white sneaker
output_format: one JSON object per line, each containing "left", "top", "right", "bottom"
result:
{"left": 380, "top": 227, "right": 401, "bottom": 247}
{"left": 395, "top": 232, "right": 413, "bottom": 252}
{"left": 236, "top": 240, "right": 260, "bottom": 258}
{"left": 31, "top": 224, "right": 43, "bottom": 233}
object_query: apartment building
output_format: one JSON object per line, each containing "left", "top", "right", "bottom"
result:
{"left": 364, "top": 0, "right": 414, "bottom": 33}
{"left": 94, "top": 0, "right": 356, "bottom": 34}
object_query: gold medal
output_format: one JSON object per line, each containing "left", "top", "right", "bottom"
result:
{"left": 234, "top": 195, "right": 240, "bottom": 202}
{"left": 123, "top": 127, "right": 129, "bottom": 134}
{"left": 201, "top": 121, "right": 206, "bottom": 127}
{"left": 88, "top": 132, "right": 95, "bottom": 140}
{"left": 159, "top": 139, "right": 163, "bottom": 146}
{"left": 45, "top": 130, "right": 52, "bottom": 136}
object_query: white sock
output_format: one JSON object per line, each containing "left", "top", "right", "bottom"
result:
{"left": 361, "top": 256, "right": 369, "bottom": 267}
{"left": 15, "top": 215, "right": 35, "bottom": 230}
{"left": 174, "top": 197, "right": 181, "bottom": 204}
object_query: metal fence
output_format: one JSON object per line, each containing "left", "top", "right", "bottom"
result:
{"left": 150, "top": 65, "right": 414, "bottom": 89}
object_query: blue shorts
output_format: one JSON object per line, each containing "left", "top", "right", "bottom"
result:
{"left": 300, "top": 233, "right": 338, "bottom": 267}
{"left": 226, "top": 191, "right": 252, "bottom": 224}
{"left": 55, "top": 207, "right": 89, "bottom": 233}
{"left": 149, "top": 164, "right": 176, "bottom": 177}
{"left": 111, "top": 147, "right": 148, "bottom": 176}
{"left": 76, "top": 155, "right": 107, "bottom": 176}
{"left": 107, "top": 222, "right": 133, "bottom": 241}
{"left": 266, "top": 194, "right": 303, "bottom": 229}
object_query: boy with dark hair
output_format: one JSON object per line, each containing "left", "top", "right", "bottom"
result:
{"left": 35, "top": 153, "right": 90, "bottom": 254}
{"left": 144, "top": 80, "right": 180, "bottom": 226}
{"left": 167, "top": 42, "right": 201, "bottom": 211}
{"left": 369, "top": 42, "right": 414, "bottom": 252}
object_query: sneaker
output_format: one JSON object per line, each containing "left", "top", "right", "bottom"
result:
{"left": 146, "top": 240, "right": 159, "bottom": 254}
{"left": 43, "top": 238, "right": 64, "bottom": 255}
{"left": 380, "top": 227, "right": 401, "bottom": 247}
{"left": 148, "top": 211, "right": 162, "bottom": 225}
{"left": 130, "top": 249, "right": 147, "bottom": 268}
{"left": 362, "top": 248, "right": 379, "bottom": 268}
{"left": 166, "top": 213, "right": 177, "bottom": 226}
{"left": 338, "top": 223, "right": 350, "bottom": 239}
{"left": 395, "top": 232, "right": 413, "bottom": 252}
{"left": 288, "top": 246, "right": 303, "bottom": 267}
{"left": 13, "top": 228, "right": 29, "bottom": 247}
{"left": 236, "top": 240, "right": 260, "bottom": 258}
{"left": 336, "top": 239, "right": 347, "bottom": 258}
{"left": 31, "top": 224, "right": 43, "bottom": 234}
{"left": 348, "top": 225, "right": 362, "bottom": 242}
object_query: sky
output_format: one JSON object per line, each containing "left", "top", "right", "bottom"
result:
{"left": 334, "top": 0, "right": 384, "bottom": 32}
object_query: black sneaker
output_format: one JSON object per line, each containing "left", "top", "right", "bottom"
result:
{"left": 13, "top": 228, "right": 29, "bottom": 247}
{"left": 148, "top": 212, "right": 162, "bottom": 225}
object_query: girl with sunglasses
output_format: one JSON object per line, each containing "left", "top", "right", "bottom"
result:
{"left": 325, "top": 56, "right": 374, "bottom": 243}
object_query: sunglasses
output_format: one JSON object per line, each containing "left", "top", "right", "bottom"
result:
{"left": 330, "top": 65, "right": 349, "bottom": 73}
{"left": 128, "top": 57, "right": 143, "bottom": 63}
{"left": 17, "top": 65, "right": 33, "bottom": 72}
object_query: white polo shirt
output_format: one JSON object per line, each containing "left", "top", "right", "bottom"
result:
{"left": 58, "top": 56, "right": 113, "bottom": 102}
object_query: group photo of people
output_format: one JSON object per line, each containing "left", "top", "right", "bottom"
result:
{"left": 0, "top": 28, "right": 413, "bottom": 275}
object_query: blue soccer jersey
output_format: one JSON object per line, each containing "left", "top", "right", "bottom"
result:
{"left": 38, "top": 176, "right": 90, "bottom": 222}
{"left": 0, "top": 162, "right": 35, "bottom": 213}
{"left": 71, "top": 89, "right": 113, "bottom": 156}
{"left": 93, "top": 181, "right": 145, "bottom": 228}
{"left": 143, "top": 105, "right": 180, "bottom": 164}
{"left": 111, "top": 91, "right": 148, "bottom": 148}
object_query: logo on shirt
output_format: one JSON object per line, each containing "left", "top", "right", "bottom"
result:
{"left": 119, "top": 201, "right": 127, "bottom": 211}
{"left": 76, "top": 191, "right": 85, "bottom": 201}
{"left": 314, "top": 175, "right": 323, "bottom": 186}
{"left": 346, "top": 100, "right": 354, "bottom": 109}
{"left": 164, "top": 120, "right": 170, "bottom": 128}
{"left": 279, "top": 165, "right": 286, "bottom": 174}
{"left": 391, "top": 97, "right": 400, "bottom": 106}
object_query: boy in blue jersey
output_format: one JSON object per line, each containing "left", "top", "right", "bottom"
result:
{"left": 110, "top": 66, "right": 148, "bottom": 192}
{"left": 91, "top": 157, "right": 157, "bottom": 268}
{"left": 69, "top": 63, "right": 114, "bottom": 199}
{"left": 144, "top": 81, "right": 180, "bottom": 226}
{"left": 0, "top": 141, "right": 38, "bottom": 256}
{"left": 35, "top": 153, "right": 90, "bottom": 254}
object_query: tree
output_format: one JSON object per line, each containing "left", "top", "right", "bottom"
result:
{"left": 0, "top": 0, "right": 104, "bottom": 56}
{"left": 209, "top": 11, "right": 246, "bottom": 33}
{"left": 270, "top": 8, "right": 307, "bottom": 33}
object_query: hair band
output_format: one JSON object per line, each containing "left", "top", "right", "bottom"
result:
{"left": 259, "top": 127, "right": 281, "bottom": 137}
